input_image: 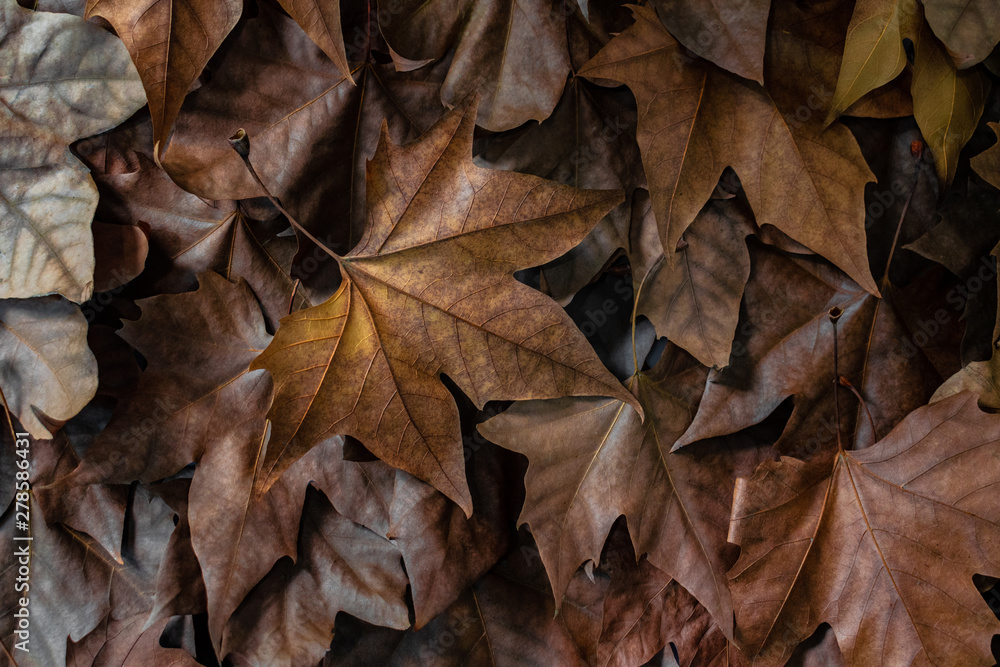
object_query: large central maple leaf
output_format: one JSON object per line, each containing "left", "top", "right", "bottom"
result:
{"left": 252, "top": 98, "right": 635, "bottom": 514}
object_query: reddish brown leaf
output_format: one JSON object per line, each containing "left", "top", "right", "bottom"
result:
{"left": 676, "top": 245, "right": 943, "bottom": 458}
{"left": 728, "top": 392, "right": 1000, "bottom": 665}
{"left": 84, "top": 0, "right": 242, "bottom": 155}
{"left": 64, "top": 272, "right": 272, "bottom": 486}
{"left": 479, "top": 346, "right": 773, "bottom": 638}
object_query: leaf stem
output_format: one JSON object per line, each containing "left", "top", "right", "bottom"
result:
{"left": 880, "top": 142, "right": 924, "bottom": 288}
{"left": 228, "top": 129, "right": 340, "bottom": 261}
{"left": 830, "top": 307, "right": 843, "bottom": 451}
{"left": 839, "top": 376, "right": 879, "bottom": 443}
{"left": 288, "top": 278, "right": 300, "bottom": 315}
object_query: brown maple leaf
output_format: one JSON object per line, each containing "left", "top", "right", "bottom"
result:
{"left": 650, "top": 0, "right": 770, "bottom": 83}
{"left": 251, "top": 97, "right": 636, "bottom": 514}
{"left": 629, "top": 190, "right": 755, "bottom": 369}
{"left": 62, "top": 271, "right": 272, "bottom": 486}
{"left": 326, "top": 531, "right": 608, "bottom": 667}
{"left": 597, "top": 523, "right": 735, "bottom": 667}
{"left": 479, "top": 343, "right": 773, "bottom": 639}
{"left": 158, "top": 4, "right": 448, "bottom": 256}
{"left": 379, "top": 0, "right": 573, "bottom": 132}
{"left": 1, "top": 484, "right": 175, "bottom": 667}
{"left": 92, "top": 155, "right": 306, "bottom": 330}
{"left": 221, "top": 488, "right": 409, "bottom": 667}
{"left": 473, "top": 77, "right": 643, "bottom": 304}
{"left": 84, "top": 0, "right": 242, "bottom": 155}
{"left": 578, "top": 5, "right": 879, "bottom": 296}
{"left": 728, "top": 391, "right": 1000, "bottom": 665}
{"left": 675, "top": 244, "right": 943, "bottom": 457}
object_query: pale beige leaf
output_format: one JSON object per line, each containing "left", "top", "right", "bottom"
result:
{"left": 1, "top": 0, "right": 145, "bottom": 144}
{"left": 0, "top": 295, "right": 97, "bottom": 438}
{"left": 0, "top": 0, "right": 145, "bottom": 301}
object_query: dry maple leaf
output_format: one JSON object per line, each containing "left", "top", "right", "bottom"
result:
{"left": 67, "top": 616, "right": 200, "bottom": 667}
{"left": 629, "top": 191, "right": 754, "bottom": 369}
{"left": 675, "top": 244, "right": 942, "bottom": 457}
{"left": 0, "top": 485, "right": 174, "bottom": 667}
{"left": 145, "top": 480, "right": 208, "bottom": 625}
{"left": 596, "top": 523, "right": 736, "bottom": 667}
{"left": 84, "top": 0, "right": 242, "bottom": 156}
{"left": 275, "top": 0, "right": 352, "bottom": 81}
{"left": 251, "top": 97, "right": 636, "bottom": 515}
{"left": 379, "top": 0, "right": 573, "bottom": 132}
{"left": 286, "top": 428, "right": 512, "bottom": 630}
{"left": 578, "top": 5, "right": 879, "bottom": 296}
{"left": 479, "top": 343, "right": 773, "bottom": 640}
{"left": 62, "top": 271, "right": 272, "bottom": 486}
{"left": 0, "top": 0, "right": 145, "bottom": 302}
{"left": 0, "top": 296, "right": 98, "bottom": 439}
{"left": 221, "top": 488, "right": 410, "bottom": 667}
{"left": 473, "top": 77, "right": 643, "bottom": 304}
{"left": 326, "top": 532, "right": 607, "bottom": 667}
{"left": 31, "top": 431, "right": 129, "bottom": 563}
{"left": 650, "top": 0, "right": 770, "bottom": 83}
{"left": 386, "top": 440, "right": 513, "bottom": 628}
{"left": 158, "top": 3, "right": 448, "bottom": 255}
{"left": 188, "top": 433, "right": 397, "bottom": 655}
{"left": 92, "top": 154, "right": 306, "bottom": 330}
{"left": 728, "top": 391, "right": 1000, "bottom": 665}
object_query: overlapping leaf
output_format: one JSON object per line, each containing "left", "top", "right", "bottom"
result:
{"left": 0, "top": 296, "right": 98, "bottom": 438}
{"left": 84, "top": 0, "right": 241, "bottom": 155}
{"left": 579, "top": 5, "right": 879, "bottom": 295}
{"left": 728, "top": 392, "right": 1000, "bottom": 665}
{"left": 480, "top": 346, "right": 773, "bottom": 639}
{"left": 158, "top": 3, "right": 448, "bottom": 257}
{"left": 0, "top": 0, "right": 145, "bottom": 301}
{"left": 252, "top": 98, "right": 635, "bottom": 515}
{"left": 221, "top": 488, "right": 409, "bottom": 667}
{"left": 650, "top": 0, "right": 770, "bottom": 83}
{"left": 380, "top": 0, "right": 572, "bottom": 131}
{"left": 63, "top": 272, "right": 272, "bottom": 486}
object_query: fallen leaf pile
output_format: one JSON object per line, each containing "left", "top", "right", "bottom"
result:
{"left": 3, "top": 0, "right": 1000, "bottom": 665}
